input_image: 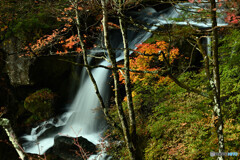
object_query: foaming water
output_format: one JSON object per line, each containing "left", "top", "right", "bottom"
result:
{"left": 22, "top": 60, "right": 111, "bottom": 155}
{"left": 60, "top": 60, "right": 110, "bottom": 139}
{"left": 22, "top": 112, "right": 73, "bottom": 154}
{"left": 21, "top": 6, "right": 157, "bottom": 156}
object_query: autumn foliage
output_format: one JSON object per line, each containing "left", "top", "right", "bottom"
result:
{"left": 22, "top": 2, "right": 120, "bottom": 56}
{"left": 188, "top": 0, "right": 240, "bottom": 24}
{"left": 119, "top": 41, "right": 179, "bottom": 84}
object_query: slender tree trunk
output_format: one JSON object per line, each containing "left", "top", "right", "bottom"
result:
{"left": 118, "top": 0, "right": 137, "bottom": 148}
{"left": 100, "top": 0, "right": 135, "bottom": 159}
{"left": 118, "top": 1, "right": 140, "bottom": 159}
{"left": 71, "top": 0, "right": 121, "bottom": 132}
{"left": 0, "top": 118, "right": 27, "bottom": 160}
{"left": 210, "top": 0, "right": 224, "bottom": 159}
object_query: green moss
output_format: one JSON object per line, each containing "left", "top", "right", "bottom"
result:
{"left": 24, "top": 88, "right": 55, "bottom": 121}
{"left": 107, "top": 64, "right": 240, "bottom": 159}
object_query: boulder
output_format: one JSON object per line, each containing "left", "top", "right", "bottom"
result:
{"left": 6, "top": 54, "right": 35, "bottom": 86}
{"left": 50, "top": 136, "right": 97, "bottom": 160}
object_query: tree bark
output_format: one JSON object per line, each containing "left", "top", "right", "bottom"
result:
{"left": 118, "top": 0, "right": 137, "bottom": 147}
{"left": 118, "top": 1, "right": 140, "bottom": 159}
{"left": 71, "top": 0, "right": 122, "bottom": 133}
{"left": 0, "top": 118, "right": 27, "bottom": 160}
{"left": 210, "top": 0, "right": 224, "bottom": 159}
{"left": 101, "top": 0, "right": 136, "bottom": 159}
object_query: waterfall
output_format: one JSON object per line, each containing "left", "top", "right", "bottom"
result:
{"left": 22, "top": 60, "right": 111, "bottom": 155}
{"left": 21, "top": 3, "right": 228, "bottom": 157}
{"left": 21, "top": 7, "right": 158, "bottom": 156}
{"left": 60, "top": 60, "right": 110, "bottom": 141}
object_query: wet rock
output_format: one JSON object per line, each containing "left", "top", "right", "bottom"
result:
{"left": 6, "top": 54, "right": 35, "bottom": 86}
{"left": 50, "top": 136, "right": 97, "bottom": 160}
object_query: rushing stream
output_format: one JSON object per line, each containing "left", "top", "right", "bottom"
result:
{"left": 21, "top": 3, "right": 227, "bottom": 159}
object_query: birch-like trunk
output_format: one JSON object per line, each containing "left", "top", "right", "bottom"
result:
{"left": 100, "top": 0, "right": 135, "bottom": 159}
{"left": 0, "top": 118, "right": 27, "bottom": 160}
{"left": 210, "top": 0, "right": 224, "bottom": 159}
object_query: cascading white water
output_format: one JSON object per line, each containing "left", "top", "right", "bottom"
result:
{"left": 60, "top": 60, "right": 110, "bottom": 141}
{"left": 22, "top": 61, "right": 111, "bottom": 155}
{"left": 22, "top": 2, "right": 228, "bottom": 158}
{"left": 21, "top": 7, "right": 158, "bottom": 156}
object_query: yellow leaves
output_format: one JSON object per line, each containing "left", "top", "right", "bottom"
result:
{"left": 118, "top": 40, "right": 180, "bottom": 86}
{"left": 132, "top": 91, "right": 137, "bottom": 98}
{"left": 135, "top": 40, "right": 180, "bottom": 66}
{"left": 158, "top": 47, "right": 180, "bottom": 63}
{"left": 136, "top": 40, "right": 180, "bottom": 64}
{"left": 158, "top": 76, "right": 170, "bottom": 84}
{"left": 0, "top": 25, "right": 7, "bottom": 32}
{"left": 123, "top": 91, "right": 136, "bottom": 102}
{"left": 155, "top": 40, "right": 167, "bottom": 51}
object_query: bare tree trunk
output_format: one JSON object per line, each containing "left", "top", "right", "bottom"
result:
{"left": 71, "top": 0, "right": 122, "bottom": 132}
{"left": 118, "top": 1, "right": 140, "bottom": 159}
{"left": 118, "top": 0, "right": 137, "bottom": 147}
{"left": 196, "top": 37, "right": 211, "bottom": 81}
{"left": 0, "top": 118, "right": 27, "bottom": 160}
{"left": 100, "top": 0, "right": 136, "bottom": 159}
{"left": 210, "top": 0, "right": 224, "bottom": 159}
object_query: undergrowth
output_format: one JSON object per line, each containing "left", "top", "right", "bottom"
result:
{"left": 106, "top": 29, "right": 240, "bottom": 159}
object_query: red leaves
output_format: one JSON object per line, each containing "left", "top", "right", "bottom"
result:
{"left": 225, "top": 12, "right": 240, "bottom": 24}
{"left": 186, "top": 0, "right": 240, "bottom": 24}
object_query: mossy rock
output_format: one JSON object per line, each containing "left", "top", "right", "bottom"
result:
{"left": 24, "top": 88, "right": 55, "bottom": 121}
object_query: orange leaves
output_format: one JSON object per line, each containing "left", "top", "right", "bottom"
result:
{"left": 167, "top": 47, "right": 180, "bottom": 63}
{"left": 118, "top": 41, "right": 180, "bottom": 85}
{"left": 96, "top": 22, "right": 120, "bottom": 31}
{"left": 27, "top": 30, "right": 59, "bottom": 53}
{"left": 107, "top": 22, "right": 120, "bottom": 29}
{"left": 136, "top": 43, "right": 160, "bottom": 55}
{"left": 78, "top": 6, "right": 83, "bottom": 10}
{"left": 136, "top": 40, "right": 180, "bottom": 64}
{"left": 64, "top": 6, "right": 73, "bottom": 12}
{"left": 76, "top": 47, "right": 82, "bottom": 53}
{"left": 63, "top": 35, "right": 79, "bottom": 49}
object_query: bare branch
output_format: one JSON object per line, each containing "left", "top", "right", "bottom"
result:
{"left": 160, "top": 51, "right": 209, "bottom": 98}
{"left": 0, "top": 118, "right": 27, "bottom": 160}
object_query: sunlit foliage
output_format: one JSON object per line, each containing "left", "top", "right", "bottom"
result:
{"left": 119, "top": 41, "right": 180, "bottom": 84}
